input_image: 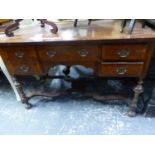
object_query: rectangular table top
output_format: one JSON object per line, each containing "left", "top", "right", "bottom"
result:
{"left": 0, "top": 19, "right": 155, "bottom": 44}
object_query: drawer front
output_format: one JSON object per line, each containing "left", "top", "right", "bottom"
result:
{"left": 4, "top": 46, "right": 37, "bottom": 61}
{"left": 102, "top": 44, "right": 147, "bottom": 61}
{"left": 7, "top": 62, "right": 41, "bottom": 75}
{"left": 37, "top": 45, "right": 100, "bottom": 61}
{"left": 100, "top": 63, "right": 144, "bottom": 77}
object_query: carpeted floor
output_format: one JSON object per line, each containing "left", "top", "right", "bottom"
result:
{"left": 0, "top": 65, "right": 155, "bottom": 135}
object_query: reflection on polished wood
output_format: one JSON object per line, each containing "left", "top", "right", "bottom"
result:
{"left": 0, "top": 19, "right": 155, "bottom": 43}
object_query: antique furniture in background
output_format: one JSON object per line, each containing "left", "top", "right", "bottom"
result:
{"left": 74, "top": 19, "right": 105, "bottom": 27}
{"left": 74, "top": 19, "right": 93, "bottom": 27}
{"left": 0, "top": 20, "right": 155, "bottom": 117}
{"left": 0, "top": 19, "right": 22, "bottom": 37}
{"left": 120, "top": 19, "right": 155, "bottom": 34}
{"left": 0, "top": 19, "right": 58, "bottom": 37}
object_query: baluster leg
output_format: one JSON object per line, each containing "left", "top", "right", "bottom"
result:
{"left": 142, "top": 20, "right": 146, "bottom": 29}
{"left": 12, "top": 76, "right": 32, "bottom": 109}
{"left": 128, "top": 19, "right": 136, "bottom": 34}
{"left": 88, "top": 19, "right": 92, "bottom": 25}
{"left": 120, "top": 19, "right": 127, "bottom": 32}
{"left": 128, "top": 80, "right": 144, "bottom": 117}
{"left": 74, "top": 19, "right": 78, "bottom": 27}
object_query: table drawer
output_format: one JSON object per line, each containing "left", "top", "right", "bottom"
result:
{"left": 7, "top": 62, "right": 41, "bottom": 75}
{"left": 100, "top": 63, "right": 144, "bottom": 77}
{"left": 102, "top": 44, "right": 147, "bottom": 61}
{"left": 4, "top": 46, "right": 37, "bottom": 61}
{"left": 37, "top": 45, "right": 100, "bottom": 61}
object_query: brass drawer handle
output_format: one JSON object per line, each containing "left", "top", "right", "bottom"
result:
{"left": 46, "top": 50, "right": 56, "bottom": 57}
{"left": 15, "top": 51, "right": 25, "bottom": 58}
{"left": 116, "top": 67, "right": 127, "bottom": 75}
{"left": 20, "top": 65, "right": 30, "bottom": 72}
{"left": 78, "top": 49, "right": 89, "bottom": 57}
{"left": 117, "top": 50, "right": 129, "bottom": 58}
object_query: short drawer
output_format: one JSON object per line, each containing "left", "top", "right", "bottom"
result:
{"left": 37, "top": 45, "right": 100, "bottom": 61}
{"left": 100, "top": 62, "right": 144, "bottom": 77}
{"left": 4, "top": 46, "right": 38, "bottom": 61}
{"left": 102, "top": 44, "right": 147, "bottom": 61}
{"left": 7, "top": 62, "right": 41, "bottom": 75}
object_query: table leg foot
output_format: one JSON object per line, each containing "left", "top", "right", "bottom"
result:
{"left": 24, "top": 103, "right": 33, "bottom": 109}
{"left": 128, "top": 110, "right": 136, "bottom": 117}
{"left": 128, "top": 80, "right": 144, "bottom": 117}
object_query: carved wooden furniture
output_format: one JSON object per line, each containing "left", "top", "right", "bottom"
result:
{"left": 120, "top": 19, "right": 155, "bottom": 34}
{"left": 0, "top": 20, "right": 155, "bottom": 117}
{"left": 74, "top": 19, "right": 101, "bottom": 27}
{"left": 0, "top": 19, "right": 58, "bottom": 37}
{"left": 0, "top": 19, "right": 22, "bottom": 37}
{"left": 74, "top": 19, "right": 92, "bottom": 27}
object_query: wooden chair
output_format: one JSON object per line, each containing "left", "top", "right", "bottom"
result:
{"left": 120, "top": 19, "right": 155, "bottom": 34}
{"left": 74, "top": 19, "right": 100, "bottom": 27}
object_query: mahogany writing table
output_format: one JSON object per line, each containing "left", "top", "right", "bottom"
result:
{"left": 0, "top": 19, "right": 155, "bottom": 116}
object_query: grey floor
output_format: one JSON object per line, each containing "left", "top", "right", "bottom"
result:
{"left": 0, "top": 65, "right": 155, "bottom": 135}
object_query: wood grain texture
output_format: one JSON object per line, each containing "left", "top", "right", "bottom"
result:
{"left": 102, "top": 44, "right": 148, "bottom": 61}
{"left": 99, "top": 63, "right": 144, "bottom": 77}
{"left": 0, "top": 20, "right": 155, "bottom": 44}
{"left": 37, "top": 45, "right": 100, "bottom": 62}
{"left": 4, "top": 46, "right": 37, "bottom": 62}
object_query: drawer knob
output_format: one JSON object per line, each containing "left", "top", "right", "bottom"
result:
{"left": 46, "top": 50, "right": 56, "bottom": 57}
{"left": 15, "top": 51, "right": 24, "bottom": 58}
{"left": 116, "top": 67, "right": 127, "bottom": 75}
{"left": 20, "top": 65, "right": 30, "bottom": 72}
{"left": 78, "top": 49, "right": 89, "bottom": 57}
{"left": 117, "top": 50, "right": 129, "bottom": 58}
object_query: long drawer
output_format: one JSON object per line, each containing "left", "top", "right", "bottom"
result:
{"left": 37, "top": 45, "right": 100, "bottom": 61}
{"left": 102, "top": 44, "right": 147, "bottom": 61}
{"left": 100, "top": 62, "right": 144, "bottom": 77}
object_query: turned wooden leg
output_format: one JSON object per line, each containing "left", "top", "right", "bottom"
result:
{"left": 39, "top": 19, "right": 45, "bottom": 27}
{"left": 142, "top": 20, "right": 146, "bottom": 29}
{"left": 0, "top": 56, "right": 21, "bottom": 101}
{"left": 88, "top": 19, "right": 92, "bottom": 25}
{"left": 128, "top": 19, "right": 136, "bottom": 34}
{"left": 74, "top": 19, "right": 78, "bottom": 27}
{"left": 120, "top": 19, "right": 127, "bottom": 33}
{"left": 128, "top": 80, "right": 144, "bottom": 117}
{"left": 12, "top": 76, "right": 32, "bottom": 109}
